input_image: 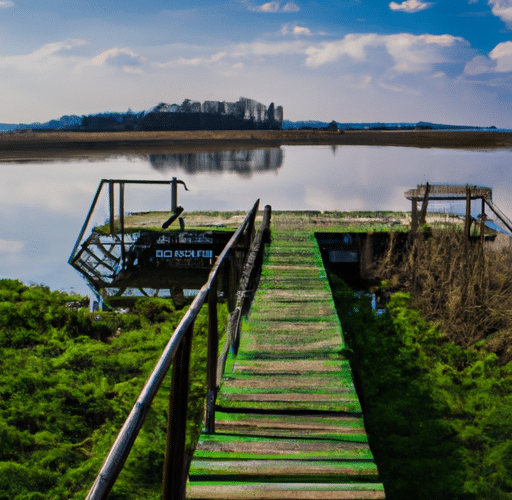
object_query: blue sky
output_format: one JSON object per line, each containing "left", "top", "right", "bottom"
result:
{"left": 2, "top": 0, "right": 512, "bottom": 126}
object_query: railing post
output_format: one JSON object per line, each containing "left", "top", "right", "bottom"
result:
{"left": 262, "top": 205, "right": 272, "bottom": 244}
{"left": 162, "top": 321, "right": 194, "bottom": 500}
{"left": 205, "top": 278, "right": 219, "bottom": 434}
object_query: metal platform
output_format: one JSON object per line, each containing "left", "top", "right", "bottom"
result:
{"left": 68, "top": 178, "right": 241, "bottom": 307}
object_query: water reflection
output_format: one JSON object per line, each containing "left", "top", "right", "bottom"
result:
{"left": 1, "top": 145, "right": 512, "bottom": 295}
{"left": 148, "top": 148, "right": 283, "bottom": 177}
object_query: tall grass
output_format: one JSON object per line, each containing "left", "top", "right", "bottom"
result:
{"left": 375, "top": 230, "right": 512, "bottom": 355}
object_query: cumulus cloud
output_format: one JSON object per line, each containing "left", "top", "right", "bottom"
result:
{"left": 488, "top": 0, "right": 512, "bottom": 24}
{"left": 154, "top": 31, "right": 466, "bottom": 83}
{"left": 465, "top": 41, "right": 512, "bottom": 74}
{"left": 389, "top": 0, "right": 433, "bottom": 13}
{"left": 0, "top": 1, "right": 15, "bottom": 7}
{"left": 305, "top": 34, "right": 380, "bottom": 66}
{"left": 281, "top": 24, "right": 312, "bottom": 35}
{"left": 304, "top": 33, "right": 465, "bottom": 73}
{"left": 292, "top": 25, "right": 312, "bottom": 35}
{"left": 258, "top": 1, "right": 280, "bottom": 12}
{"left": 0, "top": 39, "right": 148, "bottom": 79}
{"left": 490, "top": 41, "right": 512, "bottom": 70}
{"left": 245, "top": 1, "right": 300, "bottom": 13}
{"left": 89, "top": 47, "right": 146, "bottom": 73}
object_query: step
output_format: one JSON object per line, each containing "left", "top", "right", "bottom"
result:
{"left": 187, "top": 482, "right": 386, "bottom": 500}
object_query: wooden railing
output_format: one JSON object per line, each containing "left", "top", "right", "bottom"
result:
{"left": 85, "top": 201, "right": 271, "bottom": 500}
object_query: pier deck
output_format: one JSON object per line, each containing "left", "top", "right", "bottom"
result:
{"left": 187, "top": 213, "right": 385, "bottom": 499}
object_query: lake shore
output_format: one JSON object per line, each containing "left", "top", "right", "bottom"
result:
{"left": 1, "top": 129, "right": 512, "bottom": 160}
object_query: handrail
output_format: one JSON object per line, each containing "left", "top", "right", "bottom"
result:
{"left": 205, "top": 205, "right": 272, "bottom": 433}
{"left": 85, "top": 199, "right": 261, "bottom": 500}
{"left": 485, "top": 199, "right": 512, "bottom": 234}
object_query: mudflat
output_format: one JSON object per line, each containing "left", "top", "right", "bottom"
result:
{"left": 1, "top": 129, "right": 511, "bottom": 161}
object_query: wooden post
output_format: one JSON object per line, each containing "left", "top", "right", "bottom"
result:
{"left": 418, "top": 182, "right": 430, "bottom": 227}
{"left": 360, "top": 233, "right": 373, "bottom": 279}
{"left": 205, "top": 278, "right": 218, "bottom": 434}
{"left": 465, "top": 185, "right": 472, "bottom": 240}
{"left": 162, "top": 322, "right": 194, "bottom": 500}
{"left": 411, "top": 199, "right": 418, "bottom": 233}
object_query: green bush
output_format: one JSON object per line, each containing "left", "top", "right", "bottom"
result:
{"left": 0, "top": 279, "right": 228, "bottom": 499}
{"left": 330, "top": 276, "right": 512, "bottom": 500}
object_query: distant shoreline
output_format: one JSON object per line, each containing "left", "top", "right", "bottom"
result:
{"left": 1, "top": 129, "right": 512, "bottom": 160}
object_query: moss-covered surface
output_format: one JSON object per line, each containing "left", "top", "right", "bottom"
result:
{"left": 187, "top": 213, "right": 384, "bottom": 499}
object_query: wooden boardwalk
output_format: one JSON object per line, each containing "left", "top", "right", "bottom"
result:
{"left": 187, "top": 213, "right": 385, "bottom": 499}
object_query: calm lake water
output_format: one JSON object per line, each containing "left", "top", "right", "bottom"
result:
{"left": 1, "top": 145, "right": 512, "bottom": 295}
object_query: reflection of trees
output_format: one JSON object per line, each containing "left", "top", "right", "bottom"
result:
{"left": 148, "top": 149, "right": 283, "bottom": 178}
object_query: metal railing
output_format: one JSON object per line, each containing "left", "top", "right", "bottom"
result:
{"left": 85, "top": 200, "right": 271, "bottom": 500}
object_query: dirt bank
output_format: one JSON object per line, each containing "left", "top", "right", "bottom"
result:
{"left": 1, "top": 129, "right": 511, "bottom": 161}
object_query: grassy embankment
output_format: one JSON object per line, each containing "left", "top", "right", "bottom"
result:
{"left": 0, "top": 279, "right": 228, "bottom": 499}
{"left": 328, "top": 228, "right": 512, "bottom": 499}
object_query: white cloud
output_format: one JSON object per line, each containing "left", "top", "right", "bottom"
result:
{"left": 389, "top": 0, "right": 433, "bottom": 13}
{"left": 0, "top": 239, "right": 24, "bottom": 253}
{"left": 488, "top": 0, "right": 512, "bottom": 23}
{"left": 305, "top": 34, "right": 381, "bottom": 66}
{"left": 464, "top": 55, "right": 493, "bottom": 75}
{"left": 0, "top": 39, "right": 87, "bottom": 73}
{"left": 0, "top": 1, "right": 15, "bottom": 7}
{"left": 88, "top": 47, "right": 146, "bottom": 73}
{"left": 293, "top": 26, "right": 311, "bottom": 35}
{"left": 258, "top": 1, "right": 280, "bottom": 12}
{"left": 385, "top": 33, "right": 464, "bottom": 73}
{"left": 490, "top": 41, "right": 512, "bottom": 70}
{"left": 464, "top": 41, "right": 512, "bottom": 75}
{"left": 282, "top": 1, "right": 300, "bottom": 12}
{"left": 245, "top": 1, "right": 300, "bottom": 12}
{"left": 156, "top": 51, "right": 227, "bottom": 68}
{"left": 304, "top": 33, "right": 465, "bottom": 73}
{"left": 281, "top": 24, "right": 312, "bottom": 36}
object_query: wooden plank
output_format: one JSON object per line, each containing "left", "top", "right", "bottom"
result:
{"left": 187, "top": 212, "right": 385, "bottom": 499}
{"left": 187, "top": 482, "right": 386, "bottom": 500}
{"left": 188, "top": 458, "right": 379, "bottom": 480}
{"left": 193, "top": 434, "right": 373, "bottom": 461}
